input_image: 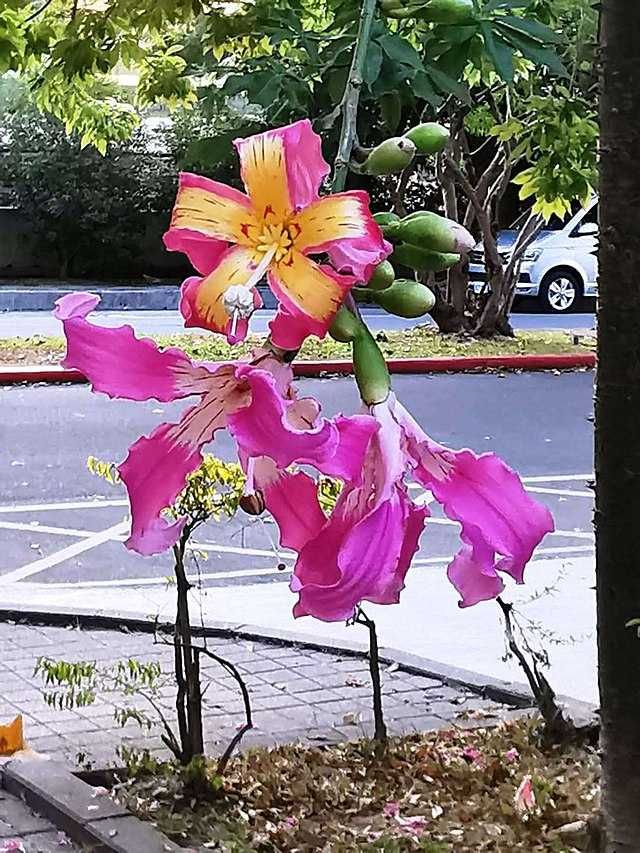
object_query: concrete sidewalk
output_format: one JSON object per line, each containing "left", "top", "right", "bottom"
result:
{"left": 0, "top": 553, "right": 597, "bottom": 706}
{"left": 0, "top": 622, "right": 519, "bottom": 771}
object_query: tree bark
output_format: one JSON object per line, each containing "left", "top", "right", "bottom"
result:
{"left": 596, "top": 2, "right": 640, "bottom": 849}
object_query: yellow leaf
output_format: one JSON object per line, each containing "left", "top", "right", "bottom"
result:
{"left": 0, "top": 715, "right": 24, "bottom": 755}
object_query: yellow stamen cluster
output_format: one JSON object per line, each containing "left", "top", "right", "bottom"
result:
{"left": 255, "top": 221, "right": 294, "bottom": 264}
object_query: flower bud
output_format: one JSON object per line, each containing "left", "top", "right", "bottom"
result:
{"left": 361, "top": 137, "right": 416, "bottom": 176}
{"left": 416, "top": 0, "right": 475, "bottom": 23}
{"left": 371, "top": 279, "right": 436, "bottom": 318}
{"left": 373, "top": 211, "right": 401, "bottom": 228}
{"left": 404, "top": 122, "right": 450, "bottom": 155}
{"left": 240, "top": 492, "right": 266, "bottom": 516}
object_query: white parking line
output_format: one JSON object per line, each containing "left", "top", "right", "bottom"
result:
{"left": 0, "top": 521, "right": 129, "bottom": 583}
{"left": 0, "top": 499, "right": 128, "bottom": 514}
{"left": 525, "top": 487, "right": 594, "bottom": 497}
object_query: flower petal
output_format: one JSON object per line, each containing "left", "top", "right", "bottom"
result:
{"left": 54, "top": 292, "right": 216, "bottom": 402}
{"left": 395, "top": 400, "right": 554, "bottom": 600}
{"left": 180, "top": 245, "right": 263, "bottom": 342}
{"left": 254, "top": 460, "right": 326, "bottom": 552}
{"left": 292, "top": 191, "right": 390, "bottom": 280}
{"left": 446, "top": 537, "right": 506, "bottom": 608}
{"left": 166, "top": 172, "right": 255, "bottom": 246}
{"left": 292, "top": 486, "right": 426, "bottom": 622}
{"left": 235, "top": 120, "right": 329, "bottom": 218}
{"left": 228, "top": 366, "right": 377, "bottom": 479}
{"left": 268, "top": 251, "right": 355, "bottom": 339}
{"left": 120, "top": 372, "right": 251, "bottom": 555}
{"left": 163, "top": 229, "right": 228, "bottom": 277}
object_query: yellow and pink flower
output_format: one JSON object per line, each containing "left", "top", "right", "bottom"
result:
{"left": 163, "top": 120, "right": 390, "bottom": 348}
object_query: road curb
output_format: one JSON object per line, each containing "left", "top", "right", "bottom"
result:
{"left": 1, "top": 756, "right": 183, "bottom": 852}
{"left": 0, "top": 352, "right": 595, "bottom": 385}
{"left": 0, "top": 602, "right": 597, "bottom": 724}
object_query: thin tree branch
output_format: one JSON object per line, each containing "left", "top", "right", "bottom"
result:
{"left": 355, "top": 608, "right": 387, "bottom": 745}
{"left": 331, "top": 0, "right": 378, "bottom": 192}
{"left": 25, "top": 0, "right": 55, "bottom": 22}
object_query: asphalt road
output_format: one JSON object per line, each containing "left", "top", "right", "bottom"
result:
{"left": 0, "top": 372, "right": 594, "bottom": 589}
{"left": 0, "top": 308, "right": 596, "bottom": 338}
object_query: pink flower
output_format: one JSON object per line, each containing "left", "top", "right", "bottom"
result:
{"left": 462, "top": 746, "right": 482, "bottom": 763}
{"left": 1, "top": 842, "right": 25, "bottom": 853}
{"left": 163, "top": 119, "right": 390, "bottom": 346}
{"left": 504, "top": 747, "right": 520, "bottom": 763}
{"left": 383, "top": 801, "right": 401, "bottom": 818}
{"left": 255, "top": 393, "right": 553, "bottom": 620}
{"left": 54, "top": 292, "right": 376, "bottom": 556}
{"left": 514, "top": 775, "right": 536, "bottom": 814}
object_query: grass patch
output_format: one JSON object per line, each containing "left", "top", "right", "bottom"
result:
{"left": 120, "top": 718, "right": 599, "bottom": 851}
{"left": 0, "top": 327, "right": 593, "bottom": 367}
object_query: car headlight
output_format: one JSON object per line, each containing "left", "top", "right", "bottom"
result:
{"left": 523, "top": 249, "right": 541, "bottom": 262}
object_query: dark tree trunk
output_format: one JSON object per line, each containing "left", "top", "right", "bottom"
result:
{"left": 596, "top": 2, "right": 640, "bottom": 849}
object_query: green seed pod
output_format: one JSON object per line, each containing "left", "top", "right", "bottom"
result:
{"left": 395, "top": 212, "right": 475, "bottom": 254}
{"left": 352, "top": 327, "right": 390, "bottom": 405}
{"left": 372, "top": 279, "right": 436, "bottom": 318}
{"left": 373, "top": 211, "right": 401, "bottom": 227}
{"left": 404, "top": 122, "right": 450, "bottom": 155}
{"left": 415, "top": 0, "right": 475, "bottom": 23}
{"left": 368, "top": 260, "right": 396, "bottom": 291}
{"left": 361, "top": 137, "right": 416, "bottom": 177}
{"left": 328, "top": 306, "right": 363, "bottom": 343}
{"left": 392, "top": 243, "right": 460, "bottom": 272}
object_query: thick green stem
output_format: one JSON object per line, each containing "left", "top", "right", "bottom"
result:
{"left": 331, "top": 0, "right": 378, "bottom": 192}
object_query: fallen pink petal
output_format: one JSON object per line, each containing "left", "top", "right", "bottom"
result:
{"left": 514, "top": 775, "right": 537, "bottom": 814}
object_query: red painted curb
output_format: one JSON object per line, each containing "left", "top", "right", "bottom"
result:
{"left": 0, "top": 352, "right": 595, "bottom": 385}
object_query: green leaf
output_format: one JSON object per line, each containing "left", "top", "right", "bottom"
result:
{"left": 426, "top": 64, "right": 471, "bottom": 104}
{"left": 363, "top": 40, "right": 383, "bottom": 85}
{"left": 411, "top": 71, "right": 440, "bottom": 105}
{"left": 495, "top": 26, "right": 568, "bottom": 76}
{"left": 483, "top": 0, "right": 531, "bottom": 11}
{"left": 379, "top": 34, "right": 424, "bottom": 70}
{"left": 380, "top": 93, "right": 402, "bottom": 132}
{"left": 496, "top": 14, "right": 564, "bottom": 45}
{"left": 480, "top": 22, "right": 514, "bottom": 82}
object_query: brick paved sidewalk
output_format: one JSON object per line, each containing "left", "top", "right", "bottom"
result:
{"left": 0, "top": 787, "right": 82, "bottom": 851}
{"left": 0, "top": 621, "right": 524, "bottom": 772}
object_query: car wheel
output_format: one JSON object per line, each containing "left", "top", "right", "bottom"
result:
{"left": 539, "top": 270, "right": 582, "bottom": 313}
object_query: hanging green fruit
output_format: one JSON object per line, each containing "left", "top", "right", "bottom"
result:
{"left": 352, "top": 326, "right": 391, "bottom": 405}
{"left": 404, "top": 122, "right": 450, "bottom": 155}
{"left": 373, "top": 211, "right": 401, "bottom": 228}
{"left": 360, "top": 137, "right": 416, "bottom": 176}
{"left": 328, "top": 306, "right": 363, "bottom": 343}
{"left": 392, "top": 243, "right": 460, "bottom": 272}
{"left": 368, "top": 260, "right": 396, "bottom": 290}
{"left": 390, "top": 211, "right": 475, "bottom": 254}
{"left": 380, "top": 0, "right": 475, "bottom": 23}
{"left": 371, "top": 279, "right": 436, "bottom": 318}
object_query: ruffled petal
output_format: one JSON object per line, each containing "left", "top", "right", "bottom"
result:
{"left": 179, "top": 245, "right": 263, "bottom": 343}
{"left": 54, "top": 292, "right": 217, "bottom": 402}
{"left": 394, "top": 400, "right": 554, "bottom": 601}
{"left": 120, "top": 375, "right": 251, "bottom": 555}
{"left": 228, "top": 366, "right": 377, "bottom": 479}
{"left": 292, "top": 191, "right": 390, "bottom": 281}
{"left": 166, "top": 172, "right": 256, "bottom": 247}
{"left": 253, "top": 460, "right": 326, "bottom": 552}
{"left": 268, "top": 305, "right": 315, "bottom": 351}
{"left": 446, "top": 537, "right": 505, "bottom": 608}
{"left": 235, "top": 120, "right": 329, "bottom": 218}
{"left": 292, "top": 486, "right": 426, "bottom": 622}
{"left": 268, "top": 252, "right": 356, "bottom": 339}
{"left": 163, "top": 229, "right": 228, "bottom": 277}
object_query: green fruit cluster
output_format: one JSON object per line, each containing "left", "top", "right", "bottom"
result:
{"left": 380, "top": 0, "right": 474, "bottom": 23}
{"left": 359, "top": 123, "right": 449, "bottom": 177}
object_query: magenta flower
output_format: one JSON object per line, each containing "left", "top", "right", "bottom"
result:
{"left": 514, "top": 775, "right": 536, "bottom": 815}
{"left": 255, "top": 394, "right": 553, "bottom": 621}
{"left": 54, "top": 292, "right": 376, "bottom": 556}
{"left": 163, "top": 119, "right": 390, "bottom": 348}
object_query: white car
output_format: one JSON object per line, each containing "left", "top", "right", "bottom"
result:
{"left": 469, "top": 197, "right": 598, "bottom": 312}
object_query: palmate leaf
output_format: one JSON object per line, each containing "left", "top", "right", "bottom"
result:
{"left": 495, "top": 26, "right": 567, "bottom": 76}
{"left": 479, "top": 21, "right": 514, "bottom": 82}
{"left": 496, "top": 14, "right": 564, "bottom": 45}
